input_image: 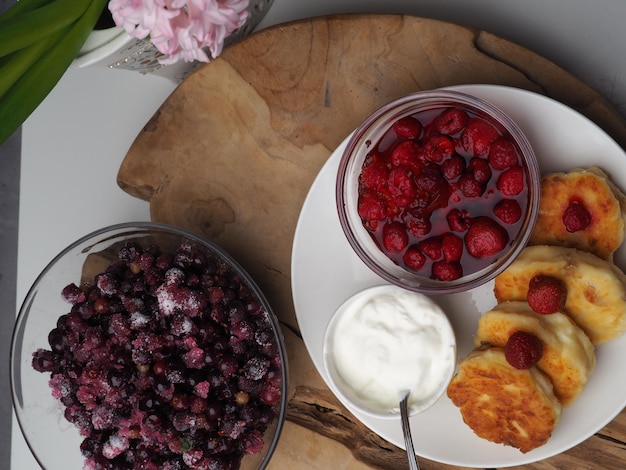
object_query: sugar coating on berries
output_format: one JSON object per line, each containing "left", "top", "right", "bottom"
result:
{"left": 354, "top": 105, "right": 529, "bottom": 281}
{"left": 562, "top": 199, "right": 592, "bottom": 232}
{"left": 527, "top": 275, "right": 567, "bottom": 314}
{"left": 504, "top": 331, "right": 543, "bottom": 369}
{"left": 32, "top": 240, "right": 284, "bottom": 469}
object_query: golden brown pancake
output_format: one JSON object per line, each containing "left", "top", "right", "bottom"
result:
{"left": 474, "top": 301, "right": 595, "bottom": 407}
{"left": 529, "top": 167, "right": 626, "bottom": 261}
{"left": 447, "top": 347, "right": 561, "bottom": 453}
{"left": 494, "top": 245, "right": 626, "bottom": 345}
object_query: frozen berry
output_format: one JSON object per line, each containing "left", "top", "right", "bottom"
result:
{"left": 527, "top": 275, "right": 567, "bottom": 314}
{"left": 496, "top": 165, "right": 525, "bottom": 196}
{"left": 382, "top": 222, "right": 409, "bottom": 253}
{"left": 488, "top": 136, "right": 518, "bottom": 170}
{"left": 432, "top": 260, "right": 463, "bottom": 281}
{"left": 562, "top": 199, "right": 592, "bottom": 232}
{"left": 392, "top": 116, "right": 422, "bottom": 139}
{"left": 504, "top": 331, "right": 543, "bottom": 369}
{"left": 494, "top": 199, "right": 522, "bottom": 224}
{"left": 465, "top": 217, "right": 509, "bottom": 258}
{"left": 460, "top": 118, "right": 499, "bottom": 157}
{"left": 433, "top": 108, "right": 469, "bottom": 135}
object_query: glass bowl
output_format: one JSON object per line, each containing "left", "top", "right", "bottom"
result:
{"left": 11, "top": 222, "right": 288, "bottom": 470}
{"left": 336, "top": 89, "right": 541, "bottom": 294}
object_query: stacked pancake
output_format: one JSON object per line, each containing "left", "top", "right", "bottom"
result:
{"left": 447, "top": 167, "right": 626, "bottom": 453}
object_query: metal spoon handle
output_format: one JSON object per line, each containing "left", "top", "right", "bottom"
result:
{"left": 400, "top": 394, "right": 420, "bottom": 470}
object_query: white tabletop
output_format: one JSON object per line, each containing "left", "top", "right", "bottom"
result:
{"left": 12, "top": 0, "right": 626, "bottom": 468}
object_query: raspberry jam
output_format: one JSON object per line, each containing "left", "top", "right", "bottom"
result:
{"left": 356, "top": 106, "right": 529, "bottom": 282}
{"left": 32, "top": 240, "right": 283, "bottom": 470}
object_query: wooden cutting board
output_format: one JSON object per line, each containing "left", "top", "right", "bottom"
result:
{"left": 118, "top": 14, "right": 626, "bottom": 470}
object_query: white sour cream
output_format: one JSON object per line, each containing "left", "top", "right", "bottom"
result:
{"left": 324, "top": 285, "right": 456, "bottom": 416}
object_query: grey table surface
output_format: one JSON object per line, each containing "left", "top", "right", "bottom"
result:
{"left": 2, "top": 0, "right": 626, "bottom": 468}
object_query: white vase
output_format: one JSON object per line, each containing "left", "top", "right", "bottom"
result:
{"left": 73, "top": 0, "right": 274, "bottom": 82}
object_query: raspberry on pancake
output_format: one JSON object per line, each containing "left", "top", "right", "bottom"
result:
{"left": 474, "top": 301, "right": 596, "bottom": 406}
{"left": 494, "top": 245, "right": 626, "bottom": 345}
{"left": 528, "top": 167, "right": 626, "bottom": 261}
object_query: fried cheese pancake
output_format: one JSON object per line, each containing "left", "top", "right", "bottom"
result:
{"left": 447, "top": 347, "right": 561, "bottom": 453}
{"left": 474, "top": 301, "right": 595, "bottom": 407}
{"left": 494, "top": 245, "right": 626, "bottom": 345}
{"left": 529, "top": 167, "right": 626, "bottom": 261}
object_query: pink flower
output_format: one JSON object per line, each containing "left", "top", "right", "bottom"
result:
{"left": 108, "top": 0, "right": 250, "bottom": 64}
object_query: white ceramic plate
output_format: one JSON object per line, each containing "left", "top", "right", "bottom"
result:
{"left": 291, "top": 84, "right": 626, "bottom": 467}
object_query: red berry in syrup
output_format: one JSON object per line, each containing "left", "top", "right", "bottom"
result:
{"left": 391, "top": 140, "right": 423, "bottom": 171}
{"left": 467, "top": 157, "right": 492, "bottom": 185}
{"left": 405, "top": 212, "right": 432, "bottom": 238}
{"left": 527, "top": 275, "right": 567, "bottom": 314}
{"left": 358, "top": 191, "right": 387, "bottom": 224}
{"left": 403, "top": 246, "right": 427, "bottom": 271}
{"left": 392, "top": 116, "right": 422, "bottom": 139}
{"left": 562, "top": 199, "right": 592, "bottom": 232}
{"left": 360, "top": 157, "right": 388, "bottom": 190}
{"left": 497, "top": 165, "right": 525, "bottom": 196}
{"left": 504, "top": 331, "right": 543, "bottom": 369}
{"left": 460, "top": 118, "right": 499, "bottom": 157}
{"left": 488, "top": 136, "right": 518, "bottom": 170}
{"left": 494, "top": 199, "right": 522, "bottom": 224}
{"left": 388, "top": 166, "right": 417, "bottom": 209}
{"left": 465, "top": 217, "right": 509, "bottom": 258}
{"left": 441, "top": 154, "right": 466, "bottom": 180}
{"left": 441, "top": 233, "right": 463, "bottom": 262}
{"left": 433, "top": 108, "right": 469, "bottom": 135}
{"left": 382, "top": 222, "right": 409, "bottom": 253}
{"left": 457, "top": 174, "right": 484, "bottom": 198}
{"left": 432, "top": 260, "right": 463, "bottom": 281}
{"left": 446, "top": 208, "right": 471, "bottom": 232}
{"left": 421, "top": 135, "right": 454, "bottom": 163}
{"left": 417, "top": 237, "right": 443, "bottom": 261}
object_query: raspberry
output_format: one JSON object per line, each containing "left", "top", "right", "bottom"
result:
{"left": 504, "top": 331, "right": 543, "bottom": 369}
{"left": 388, "top": 166, "right": 417, "bottom": 209}
{"left": 405, "top": 213, "right": 431, "bottom": 238}
{"left": 414, "top": 168, "right": 444, "bottom": 194}
{"left": 467, "top": 157, "right": 492, "bottom": 185}
{"left": 391, "top": 140, "right": 423, "bottom": 171}
{"left": 392, "top": 116, "right": 422, "bottom": 139}
{"left": 432, "top": 260, "right": 463, "bottom": 281}
{"left": 403, "top": 246, "right": 427, "bottom": 271}
{"left": 421, "top": 135, "right": 454, "bottom": 163}
{"left": 488, "top": 136, "right": 518, "bottom": 170}
{"left": 358, "top": 191, "right": 387, "bottom": 222}
{"left": 496, "top": 165, "right": 525, "bottom": 196}
{"left": 446, "top": 208, "right": 471, "bottom": 232}
{"left": 417, "top": 237, "right": 443, "bottom": 261}
{"left": 360, "top": 157, "right": 388, "bottom": 191}
{"left": 527, "top": 275, "right": 567, "bottom": 314}
{"left": 457, "top": 174, "right": 484, "bottom": 198}
{"left": 382, "top": 222, "right": 409, "bottom": 253}
{"left": 441, "top": 154, "right": 465, "bottom": 180}
{"left": 465, "top": 217, "right": 509, "bottom": 258}
{"left": 562, "top": 199, "right": 592, "bottom": 232}
{"left": 433, "top": 108, "right": 469, "bottom": 135}
{"left": 460, "top": 118, "right": 499, "bottom": 157}
{"left": 493, "top": 199, "right": 522, "bottom": 224}
{"left": 441, "top": 233, "right": 463, "bottom": 262}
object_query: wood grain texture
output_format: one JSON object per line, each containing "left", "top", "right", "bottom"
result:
{"left": 118, "top": 14, "right": 626, "bottom": 469}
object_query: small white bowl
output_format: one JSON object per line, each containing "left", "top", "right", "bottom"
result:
{"left": 323, "top": 285, "right": 457, "bottom": 418}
